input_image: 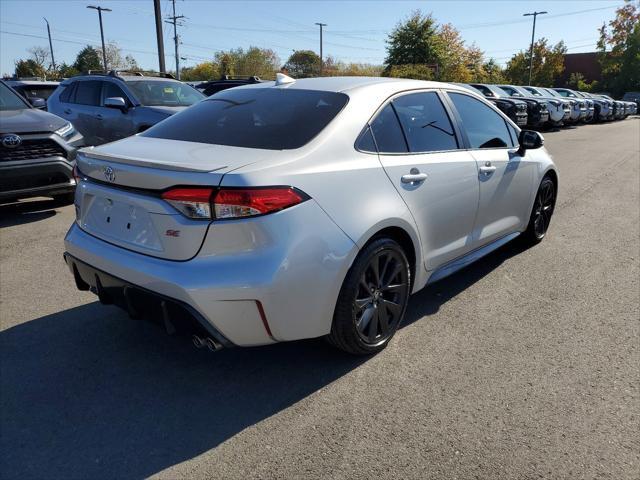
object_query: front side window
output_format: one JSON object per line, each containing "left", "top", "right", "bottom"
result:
{"left": 143, "top": 88, "right": 349, "bottom": 150}
{"left": 369, "top": 103, "right": 408, "bottom": 153}
{"left": 72, "top": 81, "right": 102, "bottom": 106}
{"left": 524, "top": 87, "right": 542, "bottom": 97}
{"left": 470, "top": 84, "right": 493, "bottom": 98}
{"left": 448, "top": 92, "right": 513, "bottom": 149}
{"left": 127, "top": 80, "right": 204, "bottom": 107}
{"left": 393, "top": 92, "right": 458, "bottom": 152}
{"left": 102, "top": 82, "right": 129, "bottom": 105}
{"left": 0, "top": 82, "right": 29, "bottom": 110}
{"left": 499, "top": 86, "right": 523, "bottom": 98}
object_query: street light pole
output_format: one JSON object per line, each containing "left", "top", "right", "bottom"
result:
{"left": 315, "top": 22, "right": 327, "bottom": 76}
{"left": 153, "top": 0, "right": 166, "bottom": 73}
{"left": 87, "top": 5, "right": 112, "bottom": 71}
{"left": 43, "top": 17, "right": 55, "bottom": 71}
{"left": 523, "top": 10, "right": 547, "bottom": 85}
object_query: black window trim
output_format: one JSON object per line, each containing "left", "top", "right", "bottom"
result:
{"left": 443, "top": 90, "right": 522, "bottom": 152}
{"left": 354, "top": 88, "right": 465, "bottom": 156}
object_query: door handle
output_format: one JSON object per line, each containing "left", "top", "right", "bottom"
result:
{"left": 401, "top": 172, "right": 428, "bottom": 184}
{"left": 479, "top": 166, "right": 496, "bottom": 175}
{"left": 95, "top": 114, "right": 103, "bottom": 120}
{"left": 64, "top": 109, "right": 71, "bottom": 114}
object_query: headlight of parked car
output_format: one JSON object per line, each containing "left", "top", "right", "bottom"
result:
{"left": 55, "top": 122, "right": 76, "bottom": 139}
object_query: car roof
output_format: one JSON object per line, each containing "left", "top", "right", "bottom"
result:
{"left": 235, "top": 76, "right": 470, "bottom": 95}
{"left": 6, "top": 80, "right": 59, "bottom": 86}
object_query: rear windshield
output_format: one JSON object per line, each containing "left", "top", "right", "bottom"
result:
{"left": 127, "top": 80, "right": 204, "bottom": 107}
{"left": 142, "top": 87, "right": 349, "bottom": 150}
{"left": 14, "top": 85, "right": 58, "bottom": 100}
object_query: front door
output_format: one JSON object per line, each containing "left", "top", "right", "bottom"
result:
{"left": 446, "top": 91, "right": 535, "bottom": 246}
{"left": 373, "top": 91, "right": 480, "bottom": 271}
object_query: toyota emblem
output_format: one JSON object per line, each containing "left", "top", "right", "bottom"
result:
{"left": 1, "top": 134, "right": 22, "bottom": 149}
{"left": 103, "top": 166, "right": 116, "bottom": 182}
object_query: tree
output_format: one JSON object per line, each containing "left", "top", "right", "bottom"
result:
{"left": 181, "top": 61, "right": 219, "bottom": 81}
{"left": 384, "top": 64, "right": 434, "bottom": 80}
{"left": 14, "top": 59, "right": 46, "bottom": 78}
{"left": 479, "top": 58, "right": 505, "bottom": 84}
{"left": 597, "top": 0, "right": 640, "bottom": 95}
{"left": 28, "top": 46, "right": 50, "bottom": 70}
{"left": 73, "top": 45, "right": 102, "bottom": 72}
{"left": 384, "top": 10, "right": 443, "bottom": 73}
{"left": 104, "top": 43, "right": 139, "bottom": 71}
{"left": 57, "top": 62, "right": 79, "bottom": 78}
{"left": 283, "top": 50, "right": 321, "bottom": 78}
{"left": 215, "top": 52, "right": 236, "bottom": 76}
{"left": 568, "top": 72, "right": 597, "bottom": 92}
{"left": 504, "top": 38, "right": 567, "bottom": 85}
{"left": 234, "top": 47, "right": 279, "bottom": 78}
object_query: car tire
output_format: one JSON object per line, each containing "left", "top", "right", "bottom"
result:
{"left": 328, "top": 237, "right": 411, "bottom": 355}
{"left": 520, "top": 176, "right": 557, "bottom": 246}
{"left": 53, "top": 192, "right": 75, "bottom": 205}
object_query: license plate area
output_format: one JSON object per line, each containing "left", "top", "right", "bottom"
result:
{"left": 82, "top": 194, "right": 164, "bottom": 251}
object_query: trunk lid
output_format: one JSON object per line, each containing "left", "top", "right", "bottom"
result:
{"left": 75, "top": 136, "right": 282, "bottom": 260}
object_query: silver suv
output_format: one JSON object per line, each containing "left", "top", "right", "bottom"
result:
{"left": 47, "top": 71, "right": 205, "bottom": 146}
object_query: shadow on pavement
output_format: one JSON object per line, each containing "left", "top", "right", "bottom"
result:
{"left": 0, "top": 240, "right": 530, "bottom": 479}
{"left": 0, "top": 198, "right": 71, "bottom": 228}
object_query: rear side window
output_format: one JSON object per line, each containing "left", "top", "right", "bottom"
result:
{"left": 356, "top": 126, "right": 377, "bottom": 152}
{"left": 393, "top": 92, "right": 458, "bottom": 152}
{"left": 72, "top": 81, "right": 101, "bottom": 106}
{"left": 369, "top": 104, "right": 408, "bottom": 153}
{"left": 449, "top": 92, "right": 513, "bottom": 149}
{"left": 59, "top": 83, "right": 76, "bottom": 103}
{"left": 142, "top": 88, "right": 348, "bottom": 150}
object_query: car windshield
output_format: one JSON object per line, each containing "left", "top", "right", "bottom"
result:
{"left": 0, "top": 82, "right": 29, "bottom": 110}
{"left": 544, "top": 88, "right": 563, "bottom": 98}
{"left": 524, "top": 87, "right": 543, "bottom": 97}
{"left": 498, "top": 85, "right": 524, "bottom": 97}
{"left": 127, "top": 80, "right": 205, "bottom": 107}
{"left": 142, "top": 87, "right": 349, "bottom": 150}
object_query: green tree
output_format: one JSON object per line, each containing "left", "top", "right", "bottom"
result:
{"left": 14, "top": 59, "right": 46, "bottom": 78}
{"left": 384, "top": 10, "right": 443, "bottom": 73}
{"left": 283, "top": 50, "right": 321, "bottom": 78}
{"left": 479, "top": 59, "right": 505, "bottom": 84}
{"left": 234, "top": 47, "right": 279, "bottom": 78}
{"left": 57, "top": 62, "right": 79, "bottom": 78}
{"left": 568, "top": 72, "right": 597, "bottom": 92}
{"left": 384, "top": 64, "right": 434, "bottom": 80}
{"left": 73, "top": 45, "right": 102, "bottom": 72}
{"left": 597, "top": 0, "right": 640, "bottom": 95}
{"left": 504, "top": 38, "right": 567, "bottom": 85}
{"left": 215, "top": 52, "right": 236, "bottom": 76}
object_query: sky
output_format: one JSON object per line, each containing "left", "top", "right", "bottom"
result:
{"left": 0, "top": 0, "right": 627, "bottom": 76}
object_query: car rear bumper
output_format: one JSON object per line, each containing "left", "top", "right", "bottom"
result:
{"left": 63, "top": 200, "right": 358, "bottom": 347}
{"left": 0, "top": 158, "right": 75, "bottom": 199}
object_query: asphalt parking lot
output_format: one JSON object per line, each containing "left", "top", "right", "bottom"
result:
{"left": 1, "top": 118, "right": 639, "bottom": 480}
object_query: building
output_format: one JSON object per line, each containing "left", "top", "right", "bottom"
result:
{"left": 556, "top": 52, "right": 602, "bottom": 87}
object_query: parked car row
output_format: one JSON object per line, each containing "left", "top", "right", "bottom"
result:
{"left": 460, "top": 83, "right": 637, "bottom": 129}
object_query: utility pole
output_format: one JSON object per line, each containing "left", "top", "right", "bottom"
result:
{"left": 87, "top": 5, "right": 111, "bottom": 71}
{"left": 43, "top": 17, "right": 55, "bottom": 71}
{"left": 523, "top": 10, "right": 547, "bottom": 85}
{"left": 165, "top": 0, "right": 185, "bottom": 79}
{"left": 153, "top": 0, "right": 166, "bottom": 73}
{"left": 315, "top": 22, "right": 327, "bottom": 76}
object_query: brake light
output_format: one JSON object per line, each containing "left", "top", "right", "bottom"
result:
{"left": 162, "top": 188, "right": 214, "bottom": 219}
{"left": 213, "top": 187, "right": 308, "bottom": 219}
{"left": 72, "top": 164, "right": 81, "bottom": 181}
{"left": 161, "top": 186, "right": 308, "bottom": 220}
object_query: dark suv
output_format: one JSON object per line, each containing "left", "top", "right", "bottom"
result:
{"left": 0, "top": 81, "right": 83, "bottom": 203}
{"left": 47, "top": 71, "right": 205, "bottom": 146}
{"left": 194, "top": 75, "right": 263, "bottom": 96}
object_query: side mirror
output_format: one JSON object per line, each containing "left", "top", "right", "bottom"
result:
{"left": 517, "top": 129, "right": 544, "bottom": 155}
{"left": 29, "top": 97, "right": 46, "bottom": 109}
{"left": 104, "top": 97, "right": 128, "bottom": 112}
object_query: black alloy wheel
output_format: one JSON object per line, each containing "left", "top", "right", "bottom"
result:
{"left": 522, "top": 176, "right": 556, "bottom": 245}
{"left": 329, "top": 238, "right": 410, "bottom": 355}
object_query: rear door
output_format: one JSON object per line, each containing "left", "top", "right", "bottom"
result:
{"left": 374, "top": 90, "right": 480, "bottom": 270}
{"left": 446, "top": 91, "right": 534, "bottom": 246}
{"left": 67, "top": 80, "right": 102, "bottom": 145}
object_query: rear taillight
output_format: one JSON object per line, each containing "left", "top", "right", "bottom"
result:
{"left": 162, "top": 188, "right": 214, "bottom": 219}
{"left": 161, "top": 186, "right": 308, "bottom": 220}
{"left": 72, "top": 164, "right": 80, "bottom": 182}
{"left": 213, "top": 187, "right": 307, "bottom": 219}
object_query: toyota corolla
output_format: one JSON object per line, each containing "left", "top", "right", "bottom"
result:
{"left": 64, "top": 75, "right": 558, "bottom": 355}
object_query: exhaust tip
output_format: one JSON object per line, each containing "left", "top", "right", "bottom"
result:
{"left": 192, "top": 335, "right": 206, "bottom": 349}
{"left": 206, "top": 337, "right": 222, "bottom": 352}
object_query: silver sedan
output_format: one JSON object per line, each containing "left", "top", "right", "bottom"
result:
{"left": 64, "top": 75, "right": 558, "bottom": 355}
